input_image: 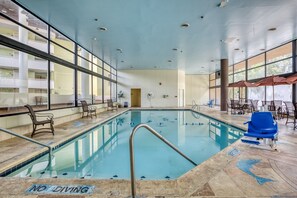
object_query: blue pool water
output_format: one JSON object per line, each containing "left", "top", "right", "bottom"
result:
{"left": 9, "top": 110, "right": 243, "bottom": 180}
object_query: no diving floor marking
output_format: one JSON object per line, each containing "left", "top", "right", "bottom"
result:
{"left": 26, "top": 184, "right": 94, "bottom": 195}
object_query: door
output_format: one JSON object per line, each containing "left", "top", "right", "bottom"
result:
{"left": 131, "top": 88, "right": 141, "bottom": 107}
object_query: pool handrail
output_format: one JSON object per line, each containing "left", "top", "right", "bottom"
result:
{"left": 0, "top": 127, "right": 53, "bottom": 168}
{"left": 129, "top": 123, "right": 197, "bottom": 198}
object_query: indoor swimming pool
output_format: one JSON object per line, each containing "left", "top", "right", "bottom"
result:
{"left": 8, "top": 110, "right": 244, "bottom": 180}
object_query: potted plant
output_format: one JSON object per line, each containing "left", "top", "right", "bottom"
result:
{"left": 117, "top": 91, "right": 124, "bottom": 107}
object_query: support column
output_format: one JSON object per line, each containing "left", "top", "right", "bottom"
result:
{"left": 18, "top": 8, "right": 28, "bottom": 94}
{"left": 220, "top": 59, "right": 228, "bottom": 111}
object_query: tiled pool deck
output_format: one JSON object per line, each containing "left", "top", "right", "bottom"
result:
{"left": 0, "top": 107, "right": 297, "bottom": 197}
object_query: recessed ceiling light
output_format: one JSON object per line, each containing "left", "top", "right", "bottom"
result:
{"left": 168, "top": 60, "right": 172, "bottom": 62}
{"left": 200, "top": 16, "right": 204, "bottom": 19}
{"left": 130, "top": 66, "right": 133, "bottom": 68}
{"left": 93, "top": 37, "right": 97, "bottom": 41}
{"left": 268, "top": 27, "right": 277, "bottom": 31}
{"left": 181, "top": 23, "right": 190, "bottom": 28}
{"left": 172, "top": 48, "right": 178, "bottom": 51}
{"left": 154, "top": 66, "right": 157, "bottom": 68}
{"left": 234, "top": 48, "right": 240, "bottom": 51}
{"left": 98, "top": 27, "right": 107, "bottom": 31}
{"left": 121, "top": 60, "right": 124, "bottom": 63}
{"left": 202, "top": 66, "right": 205, "bottom": 68}
{"left": 211, "top": 60, "right": 214, "bottom": 62}
{"left": 94, "top": 18, "right": 98, "bottom": 21}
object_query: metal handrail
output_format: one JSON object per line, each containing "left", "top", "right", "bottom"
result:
{"left": 129, "top": 124, "right": 197, "bottom": 198}
{"left": 0, "top": 127, "right": 52, "bottom": 166}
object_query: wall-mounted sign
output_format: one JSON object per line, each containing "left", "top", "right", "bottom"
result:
{"left": 26, "top": 184, "right": 94, "bottom": 195}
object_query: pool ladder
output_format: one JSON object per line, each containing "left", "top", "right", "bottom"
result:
{"left": 129, "top": 124, "right": 197, "bottom": 198}
{"left": 0, "top": 127, "right": 53, "bottom": 170}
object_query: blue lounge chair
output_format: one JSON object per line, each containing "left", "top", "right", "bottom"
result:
{"left": 207, "top": 99, "right": 214, "bottom": 108}
{"left": 241, "top": 112, "right": 278, "bottom": 149}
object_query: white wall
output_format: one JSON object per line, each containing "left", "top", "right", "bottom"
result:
{"left": 178, "top": 70, "right": 185, "bottom": 107}
{"left": 117, "top": 70, "right": 178, "bottom": 107}
{"left": 185, "top": 74, "right": 209, "bottom": 106}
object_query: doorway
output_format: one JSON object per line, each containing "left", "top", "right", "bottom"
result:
{"left": 131, "top": 88, "right": 141, "bottom": 107}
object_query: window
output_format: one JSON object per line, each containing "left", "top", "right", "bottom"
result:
{"left": 51, "top": 63, "right": 74, "bottom": 108}
{"left": 77, "top": 71, "right": 92, "bottom": 103}
{"left": 248, "top": 54, "right": 265, "bottom": 69}
{"left": 93, "top": 56, "right": 103, "bottom": 75}
{"left": 0, "top": 1, "right": 118, "bottom": 116}
{"left": 248, "top": 66, "right": 265, "bottom": 80}
{"left": 210, "top": 88, "right": 215, "bottom": 101}
{"left": 50, "top": 28, "right": 74, "bottom": 63}
{"left": 111, "top": 82, "right": 117, "bottom": 101}
{"left": 234, "top": 72, "right": 245, "bottom": 82}
{"left": 104, "top": 80, "right": 111, "bottom": 102}
{"left": 266, "top": 85, "right": 292, "bottom": 101}
{"left": 215, "top": 88, "right": 221, "bottom": 105}
{"left": 228, "top": 75, "right": 233, "bottom": 84}
{"left": 0, "top": 45, "right": 48, "bottom": 115}
{"left": 78, "top": 46, "right": 92, "bottom": 70}
{"left": 104, "top": 63, "right": 111, "bottom": 78}
{"left": 234, "top": 61, "right": 245, "bottom": 73}
{"left": 234, "top": 61, "right": 246, "bottom": 82}
{"left": 266, "top": 43, "right": 292, "bottom": 76}
{"left": 93, "top": 76, "right": 103, "bottom": 104}
{"left": 247, "top": 54, "right": 265, "bottom": 80}
{"left": 228, "top": 88, "right": 233, "bottom": 100}
{"left": 0, "top": 15, "right": 48, "bottom": 52}
{"left": 228, "top": 65, "right": 233, "bottom": 75}
{"left": 248, "top": 87, "right": 265, "bottom": 101}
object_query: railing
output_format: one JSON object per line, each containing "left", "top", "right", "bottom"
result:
{"left": 129, "top": 124, "right": 197, "bottom": 198}
{"left": 0, "top": 128, "right": 53, "bottom": 167}
{"left": 192, "top": 100, "right": 200, "bottom": 111}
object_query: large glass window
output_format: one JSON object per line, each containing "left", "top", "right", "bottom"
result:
{"left": 247, "top": 54, "right": 265, "bottom": 80}
{"left": 248, "top": 87, "right": 265, "bottom": 102}
{"left": 248, "top": 54, "right": 265, "bottom": 69}
{"left": 248, "top": 66, "right": 265, "bottom": 80}
{"left": 233, "top": 87, "right": 246, "bottom": 99}
{"left": 266, "top": 85, "right": 292, "bottom": 101}
{"left": 78, "top": 46, "right": 92, "bottom": 70}
{"left": 0, "top": 14, "right": 48, "bottom": 52}
{"left": 215, "top": 88, "right": 221, "bottom": 105}
{"left": 234, "top": 61, "right": 246, "bottom": 82}
{"left": 111, "top": 82, "right": 117, "bottom": 101}
{"left": 210, "top": 88, "right": 215, "bottom": 101}
{"left": 77, "top": 71, "right": 92, "bottom": 103}
{"left": 104, "top": 80, "right": 111, "bottom": 102}
{"left": 93, "top": 56, "right": 102, "bottom": 75}
{"left": 266, "top": 43, "right": 292, "bottom": 76}
{"left": 93, "top": 76, "right": 103, "bottom": 104}
{"left": 51, "top": 63, "right": 74, "bottom": 108}
{"left": 50, "top": 28, "right": 74, "bottom": 63}
{"left": 0, "top": 45, "right": 48, "bottom": 115}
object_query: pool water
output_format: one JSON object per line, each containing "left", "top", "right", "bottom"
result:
{"left": 8, "top": 110, "right": 243, "bottom": 180}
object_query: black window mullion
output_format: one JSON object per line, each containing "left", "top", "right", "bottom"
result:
{"left": 102, "top": 60, "right": 105, "bottom": 103}
{"left": 74, "top": 44, "right": 78, "bottom": 107}
{"left": 47, "top": 26, "right": 51, "bottom": 110}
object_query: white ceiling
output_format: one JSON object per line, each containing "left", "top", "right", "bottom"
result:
{"left": 15, "top": 0, "right": 297, "bottom": 74}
